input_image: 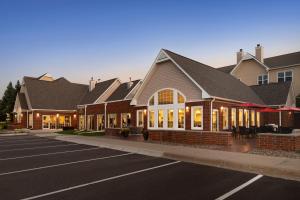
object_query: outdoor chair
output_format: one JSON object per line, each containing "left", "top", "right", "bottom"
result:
{"left": 231, "top": 126, "right": 237, "bottom": 138}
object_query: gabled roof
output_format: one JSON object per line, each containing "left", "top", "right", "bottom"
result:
{"left": 24, "top": 76, "right": 88, "bottom": 110}
{"left": 250, "top": 82, "right": 292, "bottom": 106}
{"left": 106, "top": 80, "right": 140, "bottom": 102}
{"left": 163, "top": 49, "right": 264, "bottom": 104}
{"left": 218, "top": 51, "right": 300, "bottom": 73}
{"left": 80, "top": 78, "right": 118, "bottom": 104}
{"left": 18, "top": 93, "right": 28, "bottom": 110}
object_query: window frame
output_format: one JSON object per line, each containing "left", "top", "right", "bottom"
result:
{"left": 107, "top": 113, "right": 117, "bottom": 128}
{"left": 257, "top": 74, "right": 268, "bottom": 85}
{"left": 191, "top": 106, "right": 204, "bottom": 130}
{"left": 231, "top": 108, "right": 237, "bottom": 128}
{"left": 222, "top": 107, "right": 229, "bottom": 130}
{"left": 277, "top": 70, "right": 293, "bottom": 82}
{"left": 136, "top": 110, "right": 144, "bottom": 127}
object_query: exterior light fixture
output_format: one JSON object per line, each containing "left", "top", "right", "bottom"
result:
{"left": 185, "top": 106, "right": 189, "bottom": 112}
{"left": 56, "top": 114, "right": 59, "bottom": 118}
{"left": 289, "top": 111, "right": 292, "bottom": 115}
{"left": 143, "top": 109, "right": 147, "bottom": 114}
{"left": 73, "top": 114, "right": 77, "bottom": 118}
{"left": 220, "top": 106, "right": 224, "bottom": 111}
{"left": 20, "top": 113, "right": 23, "bottom": 117}
{"left": 36, "top": 113, "right": 40, "bottom": 117}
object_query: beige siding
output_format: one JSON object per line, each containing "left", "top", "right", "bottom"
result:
{"left": 136, "top": 60, "right": 202, "bottom": 105}
{"left": 232, "top": 60, "right": 267, "bottom": 86}
{"left": 269, "top": 65, "right": 300, "bottom": 97}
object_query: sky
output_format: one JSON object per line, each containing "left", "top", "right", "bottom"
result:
{"left": 0, "top": 0, "right": 300, "bottom": 96}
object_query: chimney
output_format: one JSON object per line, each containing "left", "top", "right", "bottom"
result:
{"left": 89, "top": 77, "right": 96, "bottom": 91}
{"left": 236, "top": 49, "right": 244, "bottom": 64}
{"left": 255, "top": 44, "right": 264, "bottom": 63}
{"left": 127, "top": 77, "right": 133, "bottom": 89}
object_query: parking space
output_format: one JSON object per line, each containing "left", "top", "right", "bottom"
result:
{"left": 0, "top": 135, "right": 299, "bottom": 200}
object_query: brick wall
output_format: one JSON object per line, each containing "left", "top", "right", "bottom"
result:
{"left": 149, "top": 130, "right": 233, "bottom": 146}
{"left": 257, "top": 133, "right": 300, "bottom": 151}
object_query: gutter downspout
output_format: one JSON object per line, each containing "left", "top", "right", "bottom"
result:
{"left": 84, "top": 105, "right": 87, "bottom": 130}
{"left": 210, "top": 98, "right": 216, "bottom": 131}
{"left": 26, "top": 110, "right": 29, "bottom": 129}
{"left": 104, "top": 103, "right": 107, "bottom": 129}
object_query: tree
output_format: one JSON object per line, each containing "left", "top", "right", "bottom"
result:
{"left": 15, "top": 80, "right": 21, "bottom": 94}
{"left": 0, "top": 82, "right": 16, "bottom": 121}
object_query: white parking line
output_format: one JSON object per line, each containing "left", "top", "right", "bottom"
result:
{"left": 0, "top": 152, "right": 134, "bottom": 176}
{"left": 0, "top": 143, "right": 79, "bottom": 153}
{"left": 21, "top": 160, "right": 181, "bottom": 200}
{"left": 0, "top": 147, "right": 100, "bottom": 161}
{"left": 0, "top": 140, "right": 64, "bottom": 147}
{"left": 215, "top": 174, "right": 263, "bottom": 200}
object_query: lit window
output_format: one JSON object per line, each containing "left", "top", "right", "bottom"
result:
{"left": 158, "top": 89, "right": 173, "bottom": 105}
{"left": 238, "top": 109, "right": 243, "bottom": 126}
{"left": 158, "top": 110, "right": 164, "bottom": 128}
{"left": 108, "top": 114, "right": 117, "bottom": 128}
{"left": 191, "top": 106, "right": 203, "bottom": 129}
{"left": 136, "top": 110, "right": 144, "bottom": 127}
{"left": 256, "top": 112, "right": 260, "bottom": 127}
{"left": 231, "top": 108, "right": 236, "bottom": 128}
{"left": 87, "top": 115, "right": 94, "bottom": 130}
{"left": 250, "top": 110, "right": 255, "bottom": 126}
{"left": 149, "top": 96, "right": 154, "bottom": 105}
{"left": 149, "top": 110, "right": 154, "bottom": 128}
{"left": 258, "top": 74, "right": 268, "bottom": 85}
{"left": 178, "top": 109, "right": 185, "bottom": 128}
{"left": 244, "top": 110, "right": 249, "bottom": 128}
{"left": 97, "top": 114, "right": 104, "bottom": 130}
{"left": 167, "top": 109, "right": 174, "bottom": 128}
{"left": 79, "top": 115, "right": 85, "bottom": 130}
{"left": 177, "top": 93, "right": 184, "bottom": 103}
{"left": 222, "top": 107, "right": 229, "bottom": 130}
{"left": 278, "top": 71, "right": 293, "bottom": 82}
{"left": 121, "top": 113, "right": 131, "bottom": 128}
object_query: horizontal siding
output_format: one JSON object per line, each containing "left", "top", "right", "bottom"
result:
{"left": 136, "top": 60, "right": 202, "bottom": 105}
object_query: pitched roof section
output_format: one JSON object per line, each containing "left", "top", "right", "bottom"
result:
{"left": 80, "top": 78, "right": 118, "bottom": 104}
{"left": 250, "top": 82, "right": 291, "bottom": 106}
{"left": 106, "top": 80, "right": 140, "bottom": 102}
{"left": 163, "top": 49, "right": 264, "bottom": 104}
{"left": 18, "top": 93, "right": 28, "bottom": 110}
{"left": 218, "top": 51, "right": 300, "bottom": 73}
{"left": 24, "top": 76, "right": 88, "bottom": 110}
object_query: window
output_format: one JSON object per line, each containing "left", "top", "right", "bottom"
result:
{"left": 238, "top": 109, "right": 243, "bottom": 126}
{"left": 258, "top": 74, "right": 268, "bottom": 85}
{"left": 29, "top": 113, "right": 33, "bottom": 128}
{"left": 97, "top": 114, "right": 104, "bottom": 130}
{"left": 149, "top": 110, "right": 154, "bottom": 128}
{"left": 178, "top": 109, "right": 185, "bottom": 128}
{"left": 167, "top": 109, "right": 174, "bottom": 128}
{"left": 87, "top": 115, "right": 94, "bottom": 130}
{"left": 231, "top": 108, "right": 236, "bottom": 128}
{"left": 222, "top": 107, "right": 229, "bottom": 130}
{"left": 177, "top": 93, "right": 184, "bottom": 103}
{"left": 121, "top": 113, "right": 131, "bottom": 128}
{"left": 278, "top": 71, "right": 292, "bottom": 82}
{"left": 256, "top": 112, "right": 260, "bottom": 127}
{"left": 148, "top": 89, "right": 185, "bottom": 130}
{"left": 136, "top": 110, "right": 144, "bottom": 127}
{"left": 158, "top": 110, "right": 164, "bottom": 128}
{"left": 191, "top": 106, "right": 203, "bottom": 129}
{"left": 158, "top": 89, "right": 173, "bottom": 105}
{"left": 79, "top": 115, "right": 85, "bottom": 130}
{"left": 108, "top": 114, "right": 117, "bottom": 128}
{"left": 244, "top": 110, "right": 249, "bottom": 128}
{"left": 250, "top": 110, "right": 255, "bottom": 126}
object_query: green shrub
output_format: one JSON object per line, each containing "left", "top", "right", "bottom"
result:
{"left": 120, "top": 128, "right": 130, "bottom": 138}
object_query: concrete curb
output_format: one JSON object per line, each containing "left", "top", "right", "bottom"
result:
{"left": 0, "top": 133, "right": 29, "bottom": 136}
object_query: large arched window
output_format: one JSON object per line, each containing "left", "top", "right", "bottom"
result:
{"left": 148, "top": 88, "right": 185, "bottom": 130}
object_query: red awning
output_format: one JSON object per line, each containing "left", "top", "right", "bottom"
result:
{"left": 239, "top": 102, "right": 266, "bottom": 108}
{"left": 277, "top": 106, "right": 300, "bottom": 111}
{"left": 257, "top": 107, "right": 279, "bottom": 113}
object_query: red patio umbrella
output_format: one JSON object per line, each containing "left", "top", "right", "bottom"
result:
{"left": 239, "top": 102, "right": 266, "bottom": 108}
{"left": 257, "top": 107, "right": 279, "bottom": 113}
{"left": 277, "top": 106, "right": 300, "bottom": 112}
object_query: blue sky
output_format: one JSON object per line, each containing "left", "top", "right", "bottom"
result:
{"left": 0, "top": 0, "right": 300, "bottom": 96}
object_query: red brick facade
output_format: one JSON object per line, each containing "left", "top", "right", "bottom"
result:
{"left": 257, "top": 133, "right": 300, "bottom": 151}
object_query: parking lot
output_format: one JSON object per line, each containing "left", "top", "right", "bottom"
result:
{"left": 0, "top": 135, "right": 299, "bottom": 200}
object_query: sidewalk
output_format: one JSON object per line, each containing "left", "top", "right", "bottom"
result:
{"left": 35, "top": 133, "right": 300, "bottom": 181}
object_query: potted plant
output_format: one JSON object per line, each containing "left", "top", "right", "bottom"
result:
{"left": 142, "top": 129, "right": 149, "bottom": 141}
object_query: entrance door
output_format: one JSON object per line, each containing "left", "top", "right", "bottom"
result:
{"left": 42, "top": 115, "right": 51, "bottom": 129}
{"left": 212, "top": 109, "right": 219, "bottom": 131}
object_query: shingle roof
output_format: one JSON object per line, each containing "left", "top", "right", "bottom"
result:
{"left": 163, "top": 49, "right": 264, "bottom": 104}
{"left": 79, "top": 78, "right": 118, "bottom": 104}
{"left": 218, "top": 51, "right": 300, "bottom": 73}
{"left": 250, "top": 82, "right": 291, "bottom": 106}
{"left": 106, "top": 80, "right": 140, "bottom": 102}
{"left": 24, "top": 77, "right": 88, "bottom": 110}
{"left": 18, "top": 93, "right": 28, "bottom": 110}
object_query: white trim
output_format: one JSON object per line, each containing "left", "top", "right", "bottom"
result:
{"left": 268, "top": 63, "right": 300, "bottom": 70}
{"left": 93, "top": 78, "right": 121, "bottom": 104}
{"left": 136, "top": 110, "right": 144, "bottom": 127}
{"left": 124, "top": 80, "right": 143, "bottom": 100}
{"left": 277, "top": 69, "right": 293, "bottom": 83}
{"left": 230, "top": 53, "right": 269, "bottom": 75}
{"left": 257, "top": 74, "right": 269, "bottom": 85}
{"left": 191, "top": 106, "right": 204, "bottom": 130}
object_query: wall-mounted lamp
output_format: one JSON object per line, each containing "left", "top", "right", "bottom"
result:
{"left": 220, "top": 106, "right": 224, "bottom": 112}
{"left": 143, "top": 109, "right": 147, "bottom": 114}
{"left": 20, "top": 113, "right": 23, "bottom": 117}
{"left": 56, "top": 114, "right": 59, "bottom": 118}
{"left": 36, "top": 113, "right": 40, "bottom": 118}
{"left": 185, "top": 106, "right": 189, "bottom": 112}
{"left": 288, "top": 111, "right": 292, "bottom": 115}
{"left": 73, "top": 114, "right": 77, "bottom": 118}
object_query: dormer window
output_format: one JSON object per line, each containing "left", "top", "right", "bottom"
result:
{"left": 278, "top": 71, "right": 292, "bottom": 83}
{"left": 258, "top": 74, "right": 268, "bottom": 85}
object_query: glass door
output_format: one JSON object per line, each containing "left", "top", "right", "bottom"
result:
{"left": 42, "top": 115, "right": 50, "bottom": 129}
